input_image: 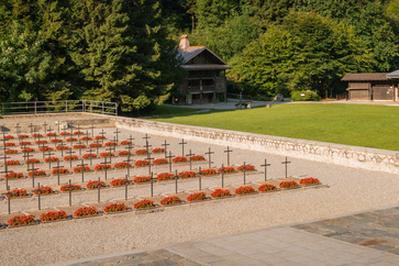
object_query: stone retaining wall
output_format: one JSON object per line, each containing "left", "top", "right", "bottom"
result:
{"left": 114, "top": 116, "right": 399, "bottom": 174}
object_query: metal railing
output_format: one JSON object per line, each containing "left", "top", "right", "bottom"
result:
{"left": 0, "top": 100, "right": 118, "bottom": 116}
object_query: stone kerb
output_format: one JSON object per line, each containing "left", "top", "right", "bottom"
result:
{"left": 114, "top": 117, "right": 399, "bottom": 174}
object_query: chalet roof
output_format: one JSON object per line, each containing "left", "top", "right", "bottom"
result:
{"left": 341, "top": 73, "right": 388, "bottom": 81}
{"left": 387, "top": 70, "right": 399, "bottom": 79}
{"left": 178, "top": 46, "right": 228, "bottom": 66}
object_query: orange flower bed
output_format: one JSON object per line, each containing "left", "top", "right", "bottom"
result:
{"left": 134, "top": 199, "right": 155, "bottom": 209}
{"left": 237, "top": 164, "right": 256, "bottom": 172}
{"left": 64, "top": 155, "right": 79, "bottom": 161}
{"left": 89, "top": 143, "right": 102, "bottom": 148}
{"left": 32, "top": 133, "right": 43, "bottom": 138}
{"left": 73, "top": 130, "right": 84, "bottom": 135}
{"left": 299, "top": 177, "right": 320, "bottom": 186}
{"left": 5, "top": 142, "right": 16, "bottom": 147}
{"left": 160, "top": 195, "right": 182, "bottom": 206}
{"left": 39, "top": 146, "right": 54, "bottom": 152}
{"left": 36, "top": 140, "right": 48, "bottom": 145}
{"left": 178, "top": 171, "right": 196, "bottom": 179}
{"left": 82, "top": 153, "right": 97, "bottom": 160}
{"left": 60, "top": 183, "right": 81, "bottom": 192}
{"left": 103, "top": 202, "right": 128, "bottom": 213}
{"left": 104, "top": 141, "right": 117, "bottom": 147}
{"left": 199, "top": 168, "right": 218, "bottom": 176}
{"left": 65, "top": 137, "right": 78, "bottom": 142}
{"left": 32, "top": 186, "right": 54, "bottom": 195}
{"left": 186, "top": 191, "right": 206, "bottom": 202}
{"left": 7, "top": 214, "right": 35, "bottom": 227}
{"left": 5, "top": 149, "right": 18, "bottom": 154}
{"left": 156, "top": 172, "right": 175, "bottom": 181}
{"left": 172, "top": 156, "right": 188, "bottom": 163}
{"left": 73, "top": 166, "right": 91, "bottom": 173}
{"left": 134, "top": 159, "right": 149, "bottom": 167}
{"left": 4, "top": 135, "right": 15, "bottom": 140}
{"left": 5, "top": 188, "right": 28, "bottom": 198}
{"left": 118, "top": 150, "right": 131, "bottom": 156}
{"left": 120, "top": 140, "right": 132, "bottom": 145}
{"left": 218, "top": 166, "right": 237, "bottom": 174}
{"left": 190, "top": 155, "right": 206, "bottom": 161}
{"left": 133, "top": 175, "right": 151, "bottom": 183}
{"left": 113, "top": 162, "right": 131, "bottom": 169}
{"left": 56, "top": 145, "right": 69, "bottom": 151}
{"left": 44, "top": 156, "right": 59, "bottom": 163}
{"left": 28, "top": 169, "right": 47, "bottom": 177}
{"left": 20, "top": 141, "right": 32, "bottom": 146}
{"left": 153, "top": 158, "right": 168, "bottom": 165}
{"left": 73, "top": 144, "right": 87, "bottom": 150}
{"left": 18, "top": 134, "right": 29, "bottom": 139}
{"left": 135, "top": 149, "right": 147, "bottom": 155}
{"left": 110, "top": 178, "right": 130, "bottom": 187}
{"left": 80, "top": 136, "right": 92, "bottom": 141}
{"left": 60, "top": 131, "right": 71, "bottom": 136}
{"left": 99, "top": 151, "right": 114, "bottom": 158}
{"left": 211, "top": 188, "right": 231, "bottom": 198}
{"left": 94, "top": 164, "right": 112, "bottom": 171}
{"left": 46, "top": 132, "right": 57, "bottom": 137}
{"left": 26, "top": 158, "right": 41, "bottom": 164}
{"left": 258, "top": 183, "right": 277, "bottom": 192}
{"left": 94, "top": 135, "right": 106, "bottom": 140}
{"left": 50, "top": 138, "right": 63, "bottom": 143}
{"left": 235, "top": 185, "right": 256, "bottom": 195}
{"left": 152, "top": 147, "right": 165, "bottom": 154}
{"left": 6, "top": 160, "right": 20, "bottom": 166}
{"left": 5, "top": 171, "right": 24, "bottom": 179}
{"left": 73, "top": 206, "right": 97, "bottom": 218}
{"left": 40, "top": 210, "right": 67, "bottom": 222}
{"left": 86, "top": 180, "right": 106, "bottom": 190}
{"left": 279, "top": 180, "right": 299, "bottom": 189}
{"left": 51, "top": 168, "right": 70, "bottom": 175}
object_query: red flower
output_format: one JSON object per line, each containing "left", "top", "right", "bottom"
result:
{"left": 199, "top": 168, "right": 218, "bottom": 176}
{"left": 152, "top": 147, "right": 165, "bottom": 154}
{"left": 279, "top": 180, "right": 299, "bottom": 189}
{"left": 18, "top": 134, "right": 29, "bottom": 139}
{"left": 299, "top": 177, "right": 320, "bottom": 186}
{"left": 32, "top": 186, "right": 53, "bottom": 195}
{"left": 211, "top": 188, "right": 231, "bottom": 198}
{"left": 39, "top": 146, "right": 54, "bottom": 152}
{"left": 94, "top": 164, "right": 112, "bottom": 171}
{"left": 235, "top": 185, "right": 256, "bottom": 195}
{"left": 133, "top": 175, "right": 151, "bottom": 183}
{"left": 178, "top": 171, "right": 196, "bottom": 179}
{"left": 113, "top": 162, "right": 131, "bottom": 169}
{"left": 120, "top": 140, "right": 132, "bottom": 145}
{"left": 153, "top": 158, "right": 168, "bottom": 165}
{"left": 89, "top": 143, "right": 102, "bottom": 148}
{"left": 73, "top": 206, "right": 97, "bottom": 218}
{"left": 104, "top": 141, "right": 117, "bottom": 147}
{"left": 73, "top": 144, "right": 87, "bottom": 150}
{"left": 32, "top": 133, "right": 43, "bottom": 138}
{"left": 103, "top": 202, "right": 128, "bottom": 213}
{"left": 44, "top": 156, "right": 59, "bottom": 163}
{"left": 5, "top": 149, "right": 18, "bottom": 154}
{"left": 258, "top": 183, "right": 277, "bottom": 192}
{"left": 173, "top": 156, "right": 188, "bottom": 163}
{"left": 135, "top": 149, "right": 147, "bottom": 155}
{"left": 4, "top": 142, "right": 16, "bottom": 147}
{"left": 60, "top": 131, "right": 71, "bottom": 136}
{"left": 7, "top": 214, "right": 35, "bottom": 227}
{"left": 156, "top": 172, "right": 175, "bottom": 181}
{"left": 21, "top": 147, "right": 35, "bottom": 153}
{"left": 237, "top": 164, "right": 256, "bottom": 172}
{"left": 134, "top": 160, "right": 149, "bottom": 167}
{"left": 190, "top": 155, "right": 206, "bottom": 161}
{"left": 3, "top": 135, "right": 14, "bottom": 140}
{"left": 46, "top": 132, "right": 57, "bottom": 137}
{"left": 64, "top": 155, "right": 79, "bottom": 161}
{"left": 134, "top": 199, "right": 155, "bottom": 209}
{"left": 36, "top": 140, "right": 48, "bottom": 145}
{"left": 94, "top": 135, "right": 106, "bottom": 140}
{"left": 4, "top": 171, "right": 24, "bottom": 179}
{"left": 110, "top": 178, "right": 130, "bottom": 187}
{"left": 5, "top": 188, "right": 28, "bottom": 198}
{"left": 6, "top": 160, "right": 20, "bottom": 166}
{"left": 73, "top": 165, "right": 91, "bottom": 173}
{"left": 26, "top": 158, "right": 41, "bottom": 164}
{"left": 40, "top": 210, "right": 67, "bottom": 222}
{"left": 56, "top": 145, "right": 69, "bottom": 151}
{"left": 118, "top": 150, "right": 131, "bottom": 157}
{"left": 80, "top": 136, "right": 92, "bottom": 141}
{"left": 186, "top": 192, "right": 206, "bottom": 202}
{"left": 65, "top": 137, "right": 77, "bottom": 142}
{"left": 60, "top": 183, "right": 81, "bottom": 192}
{"left": 28, "top": 169, "right": 47, "bottom": 177}
{"left": 82, "top": 153, "right": 97, "bottom": 160}
{"left": 73, "top": 130, "right": 83, "bottom": 135}
{"left": 160, "top": 195, "right": 182, "bottom": 206}
{"left": 86, "top": 180, "right": 106, "bottom": 190}
{"left": 20, "top": 141, "right": 32, "bottom": 146}
{"left": 218, "top": 166, "right": 237, "bottom": 174}
{"left": 51, "top": 168, "right": 69, "bottom": 175}
{"left": 51, "top": 138, "right": 63, "bottom": 143}
{"left": 99, "top": 151, "right": 114, "bottom": 158}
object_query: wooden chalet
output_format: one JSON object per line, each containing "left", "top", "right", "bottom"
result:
{"left": 342, "top": 70, "right": 399, "bottom": 101}
{"left": 176, "top": 35, "right": 229, "bottom": 104}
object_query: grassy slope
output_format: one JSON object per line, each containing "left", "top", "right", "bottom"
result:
{"left": 153, "top": 104, "right": 399, "bottom": 151}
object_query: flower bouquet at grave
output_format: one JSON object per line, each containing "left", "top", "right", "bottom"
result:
{"left": 82, "top": 153, "right": 97, "bottom": 160}
{"left": 60, "top": 131, "right": 71, "bottom": 136}
{"left": 20, "top": 141, "right": 32, "bottom": 146}
{"left": 86, "top": 180, "right": 106, "bottom": 190}
{"left": 39, "top": 146, "right": 54, "bottom": 152}
{"left": 65, "top": 137, "right": 78, "bottom": 142}
{"left": 32, "top": 133, "right": 44, "bottom": 138}
{"left": 73, "top": 144, "right": 87, "bottom": 150}
{"left": 104, "top": 141, "right": 117, "bottom": 147}
{"left": 198, "top": 168, "right": 218, "bottom": 176}
{"left": 134, "top": 199, "right": 155, "bottom": 210}
{"left": 5, "top": 149, "right": 18, "bottom": 154}
{"left": 160, "top": 195, "right": 182, "bottom": 206}
{"left": 73, "top": 165, "right": 91, "bottom": 173}
{"left": 156, "top": 172, "right": 175, "bottom": 181}
{"left": 44, "top": 156, "right": 59, "bottom": 163}
{"left": 94, "top": 164, "right": 112, "bottom": 171}
{"left": 51, "top": 138, "right": 63, "bottom": 143}
{"left": 237, "top": 164, "right": 256, "bottom": 172}
{"left": 36, "top": 140, "right": 48, "bottom": 145}
{"left": 28, "top": 169, "right": 47, "bottom": 177}
{"left": 117, "top": 150, "right": 131, "bottom": 157}
{"left": 279, "top": 180, "right": 299, "bottom": 189}
{"left": 80, "top": 136, "right": 92, "bottom": 141}
{"left": 211, "top": 188, "right": 232, "bottom": 198}
{"left": 258, "top": 183, "right": 277, "bottom": 192}
{"left": 152, "top": 147, "right": 165, "bottom": 154}
{"left": 95, "top": 135, "right": 106, "bottom": 140}
{"left": 40, "top": 210, "right": 67, "bottom": 223}
{"left": 190, "top": 155, "right": 206, "bottom": 161}
{"left": 120, "top": 140, "right": 132, "bottom": 146}
{"left": 178, "top": 171, "right": 196, "bottom": 179}
{"left": 73, "top": 206, "right": 98, "bottom": 218}
{"left": 135, "top": 149, "right": 147, "bottom": 155}
{"left": 89, "top": 143, "right": 102, "bottom": 149}
{"left": 5, "top": 188, "right": 28, "bottom": 198}
{"left": 4, "top": 135, "right": 15, "bottom": 140}
{"left": 46, "top": 132, "right": 57, "bottom": 137}
{"left": 18, "top": 134, "right": 29, "bottom": 139}
{"left": 113, "top": 162, "right": 131, "bottom": 169}
{"left": 5, "top": 171, "right": 24, "bottom": 179}
{"left": 6, "top": 160, "right": 20, "bottom": 166}
{"left": 100, "top": 151, "right": 114, "bottom": 158}
{"left": 7, "top": 214, "right": 35, "bottom": 227}
{"left": 26, "top": 158, "right": 41, "bottom": 164}
{"left": 299, "top": 177, "right": 320, "bottom": 186}
{"left": 56, "top": 145, "right": 69, "bottom": 151}
{"left": 134, "top": 160, "right": 149, "bottom": 167}
{"left": 172, "top": 156, "right": 188, "bottom": 163}
{"left": 51, "top": 168, "right": 70, "bottom": 175}
{"left": 60, "top": 183, "right": 81, "bottom": 192}
{"left": 186, "top": 191, "right": 207, "bottom": 202}
{"left": 110, "top": 178, "right": 130, "bottom": 187}
{"left": 64, "top": 155, "right": 79, "bottom": 161}
{"left": 103, "top": 202, "right": 128, "bottom": 213}
{"left": 32, "top": 186, "right": 54, "bottom": 195}
{"left": 22, "top": 147, "right": 36, "bottom": 153}
{"left": 133, "top": 175, "right": 151, "bottom": 184}
{"left": 73, "top": 131, "right": 84, "bottom": 136}
{"left": 218, "top": 166, "right": 237, "bottom": 174}
{"left": 235, "top": 185, "right": 256, "bottom": 195}
{"left": 5, "top": 142, "right": 16, "bottom": 147}
{"left": 153, "top": 158, "right": 168, "bottom": 165}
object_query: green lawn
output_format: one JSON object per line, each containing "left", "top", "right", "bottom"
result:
{"left": 152, "top": 104, "right": 399, "bottom": 151}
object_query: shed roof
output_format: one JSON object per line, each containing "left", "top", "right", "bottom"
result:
{"left": 342, "top": 73, "right": 388, "bottom": 81}
{"left": 178, "top": 46, "right": 228, "bottom": 66}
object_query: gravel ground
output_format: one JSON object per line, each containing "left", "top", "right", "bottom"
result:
{"left": 1, "top": 126, "right": 399, "bottom": 265}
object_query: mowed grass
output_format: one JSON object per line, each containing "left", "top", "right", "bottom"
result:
{"left": 153, "top": 104, "right": 399, "bottom": 151}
